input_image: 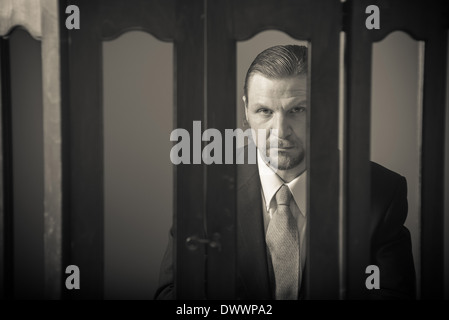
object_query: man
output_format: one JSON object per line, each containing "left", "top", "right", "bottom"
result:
{"left": 155, "top": 45, "right": 416, "bottom": 300}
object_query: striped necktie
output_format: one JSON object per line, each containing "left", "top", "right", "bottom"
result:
{"left": 266, "top": 184, "right": 299, "bottom": 300}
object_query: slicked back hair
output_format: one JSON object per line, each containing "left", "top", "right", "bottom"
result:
{"left": 244, "top": 45, "right": 308, "bottom": 100}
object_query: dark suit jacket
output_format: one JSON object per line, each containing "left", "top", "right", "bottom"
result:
{"left": 155, "top": 160, "right": 416, "bottom": 300}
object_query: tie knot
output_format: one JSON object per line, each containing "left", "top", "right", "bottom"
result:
{"left": 276, "top": 185, "right": 292, "bottom": 206}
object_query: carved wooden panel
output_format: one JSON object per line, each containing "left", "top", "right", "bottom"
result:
{"left": 205, "top": 0, "right": 342, "bottom": 299}
{"left": 0, "top": 0, "right": 62, "bottom": 300}
{"left": 345, "top": 0, "right": 449, "bottom": 299}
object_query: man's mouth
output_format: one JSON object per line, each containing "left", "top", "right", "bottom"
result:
{"left": 273, "top": 146, "right": 293, "bottom": 150}
{"left": 267, "top": 146, "right": 296, "bottom": 153}
{"left": 269, "top": 142, "right": 295, "bottom": 149}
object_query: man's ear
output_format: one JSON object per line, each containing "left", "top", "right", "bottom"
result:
{"left": 243, "top": 96, "right": 248, "bottom": 122}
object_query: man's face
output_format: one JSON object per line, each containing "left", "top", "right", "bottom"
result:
{"left": 244, "top": 73, "right": 307, "bottom": 172}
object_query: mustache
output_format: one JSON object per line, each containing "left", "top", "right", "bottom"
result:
{"left": 266, "top": 138, "right": 296, "bottom": 148}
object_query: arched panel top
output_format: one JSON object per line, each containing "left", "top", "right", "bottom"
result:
{"left": 372, "top": 28, "right": 428, "bottom": 44}
{"left": 234, "top": 25, "right": 310, "bottom": 43}
{"left": 231, "top": 0, "right": 341, "bottom": 42}
{"left": 100, "top": 0, "right": 175, "bottom": 42}
{"left": 0, "top": 0, "right": 42, "bottom": 39}
{"left": 346, "top": 0, "right": 449, "bottom": 43}
{"left": 101, "top": 25, "right": 174, "bottom": 43}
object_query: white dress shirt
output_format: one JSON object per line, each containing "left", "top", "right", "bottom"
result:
{"left": 257, "top": 150, "right": 307, "bottom": 289}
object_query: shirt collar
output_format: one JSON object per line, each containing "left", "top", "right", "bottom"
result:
{"left": 257, "top": 150, "right": 307, "bottom": 216}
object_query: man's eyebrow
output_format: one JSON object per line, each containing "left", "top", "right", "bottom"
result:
{"left": 287, "top": 99, "right": 308, "bottom": 107}
{"left": 252, "top": 103, "right": 271, "bottom": 109}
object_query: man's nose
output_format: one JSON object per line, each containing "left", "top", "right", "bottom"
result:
{"left": 272, "top": 113, "right": 291, "bottom": 138}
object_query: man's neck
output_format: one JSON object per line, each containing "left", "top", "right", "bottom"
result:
{"left": 275, "top": 164, "right": 305, "bottom": 183}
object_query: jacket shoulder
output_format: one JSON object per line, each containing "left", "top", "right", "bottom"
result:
{"left": 370, "top": 161, "right": 404, "bottom": 185}
{"left": 370, "top": 161, "right": 406, "bottom": 212}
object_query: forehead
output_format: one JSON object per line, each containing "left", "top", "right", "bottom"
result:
{"left": 247, "top": 73, "right": 307, "bottom": 99}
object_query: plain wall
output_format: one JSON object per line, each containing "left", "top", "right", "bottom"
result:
{"left": 9, "top": 28, "right": 44, "bottom": 299}
{"left": 371, "top": 31, "right": 422, "bottom": 297}
{"left": 103, "top": 31, "right": 173, "bottom": 299}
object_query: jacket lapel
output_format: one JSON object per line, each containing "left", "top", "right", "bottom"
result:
{"left": 236, "top": 160, "right": 272, "bottom": 299}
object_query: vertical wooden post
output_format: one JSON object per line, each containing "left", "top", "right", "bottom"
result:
{"left": 66, "top": 0, "right": 104, "bottom": 299}
{"left": 205, "top": 0, "right": 237, "bottom": 299}
{"left": 41, "top": 0, "right": 63, "bottom": 300}
{"left": 420, "top": 30, "right": 448, "bottom": 299}
{"left": 344, "top": 0, "right": 372, "bottom": 299}
{"left": 174, "top": 0, "right": 207, "bottom": 299}
{"left": 0, "top": 37, "right": 13, "bottom": 300}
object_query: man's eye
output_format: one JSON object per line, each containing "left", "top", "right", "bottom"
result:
{"left": 291, "top": 106, "right": 306, "bottom": 113}
{"left": 257, "top": 109, "right": 273, "bottom": 115}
